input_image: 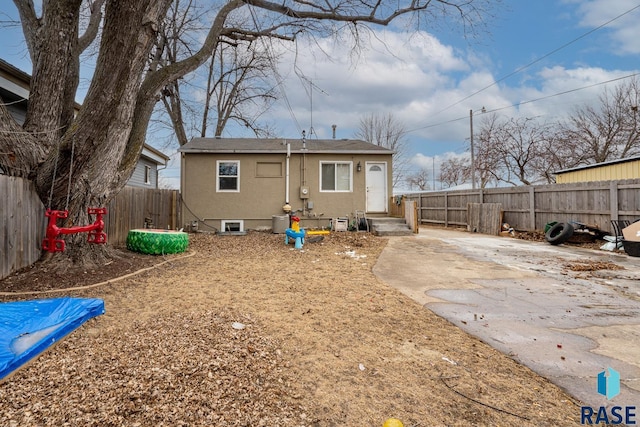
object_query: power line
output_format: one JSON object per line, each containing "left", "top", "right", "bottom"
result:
{"left": 425, "top": 3, "right": 640, "bottom": 121}
{"left": 409, "top": 72, "right": 640, "bottom": 133}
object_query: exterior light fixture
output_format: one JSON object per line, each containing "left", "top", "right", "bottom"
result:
{"left": 357, "top": 161, "right": 362, "bottom": 172}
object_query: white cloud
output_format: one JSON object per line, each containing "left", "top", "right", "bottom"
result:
{"left": 267, "top": 30, "right": 473, "bottom": 139}
{"left": 571, "top": 0, "right": 640, "bottom": 55}
{"left": 155, "top": 7, "right": 640, "bottom": 190}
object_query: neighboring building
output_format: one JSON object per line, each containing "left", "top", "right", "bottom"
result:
{"left": 0, "top": 58, "right": 169, "bottom": 187}
{"left": 128, "top": 144, "right": 170, "bottom": 188}
{"left": 555, "top": 156, "right": 640, "bottom": 184}
{"left": 0, "top": 59, "right": 30, "bottom": 125}
{"left": 179, "top": 137, "right": 394, "bottom": 231}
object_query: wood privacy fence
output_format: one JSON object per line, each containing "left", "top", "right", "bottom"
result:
{"left": 1, "top": 175, "right": 181, "bottom": 280}
{"left": 388, "top": 198, "right": 419, "bottom": 233}
{"left": 0, "top": 176, "right": 45, "bottom": 281}
{"left": 105, "top": 186, "right": 181, "bottom": 246}
{"left": 402, "top": 179, "right": 640, "bottom": 234}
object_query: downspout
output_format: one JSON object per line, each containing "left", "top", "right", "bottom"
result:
{"left": 285, "top": 139, "right": 290, "bottom": 205}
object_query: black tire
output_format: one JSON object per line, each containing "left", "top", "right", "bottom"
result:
{"left": 545, "top": 222, "right": 574, "bottom": 245}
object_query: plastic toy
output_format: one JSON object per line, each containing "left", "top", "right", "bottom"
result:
{"left": 284, "top": 215, "right": 305, "bottom": 249}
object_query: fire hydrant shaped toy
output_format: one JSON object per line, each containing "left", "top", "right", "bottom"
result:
{"left": 285, "top": 216, "right": 305, "bottom": 249}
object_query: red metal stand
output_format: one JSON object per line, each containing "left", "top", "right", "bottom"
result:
{"left": 42, "top": 208, "right": 107, "bottom": 252}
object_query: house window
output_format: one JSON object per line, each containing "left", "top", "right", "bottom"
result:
{"left": 144, "top": 165, "right": 152, "bottom": 185}
{"left": 217, "top": 160, "right": 240, "bottom": 192}
{"left": 221, "top": 220, "right": 243, "bottom": 232}
{"left": 320, "top": 161, "right": 352, "bottom": 192}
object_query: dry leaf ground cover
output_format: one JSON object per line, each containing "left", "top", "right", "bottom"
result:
{"left": 0, "top": 231, "right": 581, "bottom": 426}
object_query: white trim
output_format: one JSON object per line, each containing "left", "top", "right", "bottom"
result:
{"left": 319, "top": 161, "right": 353, "bottom": 192}
{"left": 141, "top": 146, "right": 169, "bottom": 165}
{"left": 216, "top": 160, "right": 240, "bottom": 192}
{"left": 0, "top": 76, "right": 30, "bottom": 100}
{"left": 221, "top": 220, "right": 244, "bottom": 232}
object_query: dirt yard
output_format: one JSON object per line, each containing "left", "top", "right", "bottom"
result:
{"left": 0, "top": 231, "right": 582, "bottom": 426}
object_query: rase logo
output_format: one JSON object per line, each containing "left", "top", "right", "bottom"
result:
{"left": 598, "top": 367, "right": 620, "bottom": 400}
{"left": 581, "top": 367, "right": 637, "bottom": 425}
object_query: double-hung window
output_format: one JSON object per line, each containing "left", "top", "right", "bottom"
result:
{"left": 320, "top": 161, "right": 352, "bottom": 192}
{"left": 217, "top": 160, "right": 240, "bottom": 192}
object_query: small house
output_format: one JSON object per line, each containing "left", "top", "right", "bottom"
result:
{"left": 179, "top": 137, "right": 394, "bottom": 231}
{"left": 128, "top": 144, "right": 170, "bottom": 189}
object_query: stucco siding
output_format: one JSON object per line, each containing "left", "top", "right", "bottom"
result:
{"left": 181, "top": 150, "right": 393, "bottom": 231}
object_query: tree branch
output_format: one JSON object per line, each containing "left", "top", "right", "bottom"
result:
{"left": 13, "top": 0, "right": 40, "bottom": 63}
{"left": 245, "top": 0, "right": 434, "bottom": 26}
{"left": 77, "top": 0, "right": 106, "bottom": 53}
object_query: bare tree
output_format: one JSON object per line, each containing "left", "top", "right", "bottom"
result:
{"left": 473, "top": 115, "right": 552, "bottom": 186}
{"left": 355, "top": 112, "right": 410, "bottom": 189}
{"left": 406, "top": 168, "right": 431, "bottom": 191}
{"left": 439, "top": 157, "right": 469, "bottom": 188}
{"left": 157, "top": 0, "right": 279, "bottom": 145}
{"left": 0, "top": 0, "right": 497, "bottom": 265}
{"left": 472, "top": 113, "right": 503, "bottom": 188}
{"left": 531, "top": 130, "right": 581, "bottom": 183}
{"left": 554, "top": 77, "right": 640, "bottom": 165}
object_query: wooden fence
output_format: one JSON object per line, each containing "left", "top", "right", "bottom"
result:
{"left": 0, "top": 176, "right": 45, "bottom": 280}
{"left": 1, "top": 175, "right": 181, "bottom": 280}
{"left": 105, "top": 186, "right": 181, "bottom": 246}
{"left": 402, "top": 179, "right": 640, "bottom": 234}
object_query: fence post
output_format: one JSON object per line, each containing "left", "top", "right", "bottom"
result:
{"left": 528, "top": 186, "right": 536, "bottom": 230}
{"left": 444, "top": 192, "right": 449, "bottom": 227}
{"left": 610, "top": 181, "right": 619, "bottom": 221}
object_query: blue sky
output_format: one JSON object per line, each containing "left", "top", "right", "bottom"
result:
{"left": 1, "top": 1, "right": 640, "bottom": 189}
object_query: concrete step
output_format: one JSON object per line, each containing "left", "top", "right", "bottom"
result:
{"left": 369, "top": 217, "right": 413, "bottom": 236}
{"left": 370, "top": 217, "right": 407, "bottom": 225}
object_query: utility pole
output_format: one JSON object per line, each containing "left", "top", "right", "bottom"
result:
{"left": 469, "top": 107, "right": 486, "bottom": 190}
{"left": 470, "top": 109, "right": 475, "bottom": 190}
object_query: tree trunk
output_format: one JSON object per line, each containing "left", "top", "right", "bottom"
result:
{"left": 33, "top": 0, "right": 173, "bottom": 265}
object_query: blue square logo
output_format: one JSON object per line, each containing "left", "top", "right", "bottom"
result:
{"left": 597, "top": 367, "right": 620, "bottom": 400}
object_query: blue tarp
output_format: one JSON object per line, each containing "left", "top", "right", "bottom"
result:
{"left": 0, "top": 297, "right": 105, "bottom": 380}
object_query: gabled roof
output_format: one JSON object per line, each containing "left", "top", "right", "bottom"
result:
{"left": 0, "top": 58, "right": 30, "bottom": 86}
{"left": 141, "top": 144, "right": 170, "bottom": 165}
{"left": 180, "top": 137, "right": 394, "bottom": 155}
{"left": 0, "top": 58, "right": 30, "bottom": 100}
{"left": 554, "top": 155, "right": 640, "bottom": 174}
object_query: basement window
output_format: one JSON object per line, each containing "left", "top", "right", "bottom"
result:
{"left": 221, "top": 220, "right": 243, "bottom": 232}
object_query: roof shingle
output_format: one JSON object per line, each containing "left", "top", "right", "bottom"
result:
{"left": 180, "top": 137, "right": 394, "bottom": 154}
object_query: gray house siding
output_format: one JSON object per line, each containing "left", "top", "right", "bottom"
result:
{"left": 129, "top": 157, "right": 158, "bottom": 188}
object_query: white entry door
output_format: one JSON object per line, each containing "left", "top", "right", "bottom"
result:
{"left": 365, "top": 162, "right": 387, "bottom": 213}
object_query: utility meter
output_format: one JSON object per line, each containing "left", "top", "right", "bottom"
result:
{"left": 300, "top": 186, "right": 310, "bottom": 199}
